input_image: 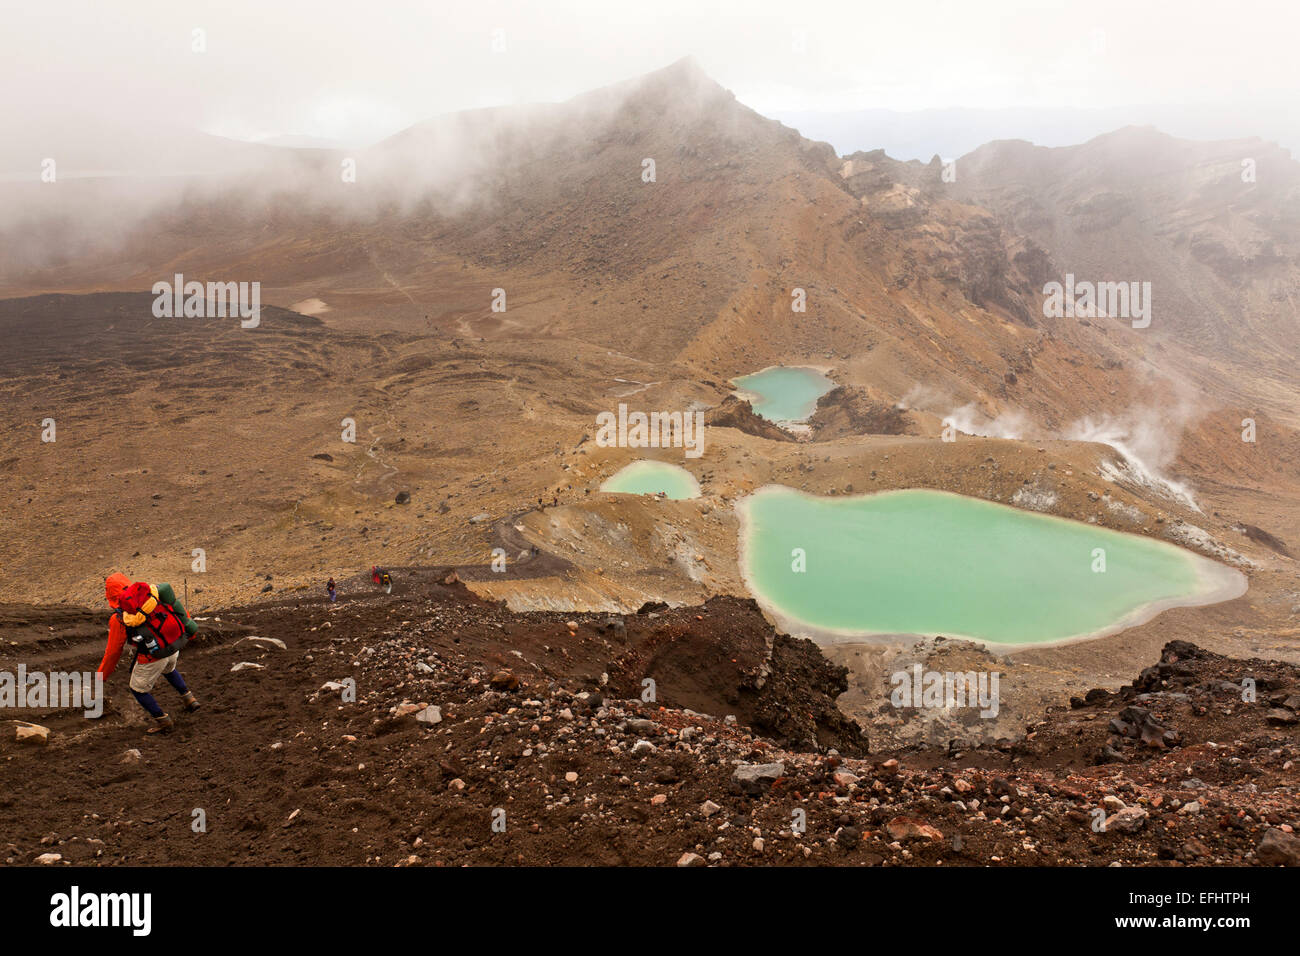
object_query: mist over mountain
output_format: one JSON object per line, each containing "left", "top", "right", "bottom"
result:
{"left": 5, "top": 57, "right": 1298, "bottom": 430}
{"left": 772, "top": 102, "right": 1300, "bottom": 162}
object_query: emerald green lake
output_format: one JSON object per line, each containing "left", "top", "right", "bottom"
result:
{"left": 732, "top": 366, "right": 835, "bottom": 424}
{"left": 600, "top": 460, "right": 701, "bottom": 499}
{"left": 739, "top": 487, "right": 1245, "bottom": 646}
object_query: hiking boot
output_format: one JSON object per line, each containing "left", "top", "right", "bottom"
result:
{"left": 147, "top": 713, "right": 174, "bottom": 735}
{"left": 181, "top": 691, "right": 200, "bottom": 713}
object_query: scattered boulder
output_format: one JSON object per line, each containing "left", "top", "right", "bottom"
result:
{"left": 1256, "top": 828, "right": 1300, "bottom": 866}
{"left": 885, "top": 816, "right": 944, "bottom": 842}
{"left": 1109, "top": 705, "right": 1177, "bottom": 748}
{"left": 234, "top": 636, "right": 286, "bottom": 650}
{"left": 15, "top": 723, "right": 49, "bottom": 746}
{"left": 1104, "top": 807, "right": 1149, "bottom": 834}
{"left": 731, "top": 762, "right": 785, "bottom": 796}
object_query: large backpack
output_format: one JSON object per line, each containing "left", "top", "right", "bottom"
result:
{"left": 118, "top": 582, "right": 190, "bottom": 658}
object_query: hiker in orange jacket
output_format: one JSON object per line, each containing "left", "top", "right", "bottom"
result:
{"left": 99, "top": 573, "right": 200, "bottom": 734}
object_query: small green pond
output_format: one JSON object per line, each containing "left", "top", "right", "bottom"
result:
{"left": 732, "top": 366, "right": 835, "bottom": 424}
{"left": 600, "top": 460, "right": 701, "bottom": 500}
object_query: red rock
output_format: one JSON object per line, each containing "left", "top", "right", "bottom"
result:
{"left": 886, "top": 816, "right": 943, "bottom": 842}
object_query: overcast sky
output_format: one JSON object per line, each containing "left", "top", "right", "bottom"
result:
{"left": 6, "top": 0, "right": 1297, "bottom": 147}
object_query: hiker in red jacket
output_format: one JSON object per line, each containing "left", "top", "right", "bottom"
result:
{"left": 98, "top": 573, "right": 201, "bottom": 734}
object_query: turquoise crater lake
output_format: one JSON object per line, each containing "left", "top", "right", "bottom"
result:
{"left": 732, "top": 366, "right": 835, "bottom": 424}
{"left": 739, "top": 487, "right": 1246, "bottom": 646}
{"left": 600, "top": 460, "right": 701, "bottom": 499}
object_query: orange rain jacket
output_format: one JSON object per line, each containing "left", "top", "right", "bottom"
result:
{"left": 97, "top": 573, "right": 135, "bottom": 676}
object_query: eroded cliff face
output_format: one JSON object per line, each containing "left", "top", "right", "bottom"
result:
{"left": 952, "top": 129, "right": 1300, "bottom": 386}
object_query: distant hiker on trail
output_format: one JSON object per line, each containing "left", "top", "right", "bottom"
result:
{"left": 327, "top": 577, "right": 337, "bottom": 602}
{"left": 371, "top": 566, "right": 392, "bottom": 594}
{"left": 98, "top": 573, "right": 200, "bottom": 735}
